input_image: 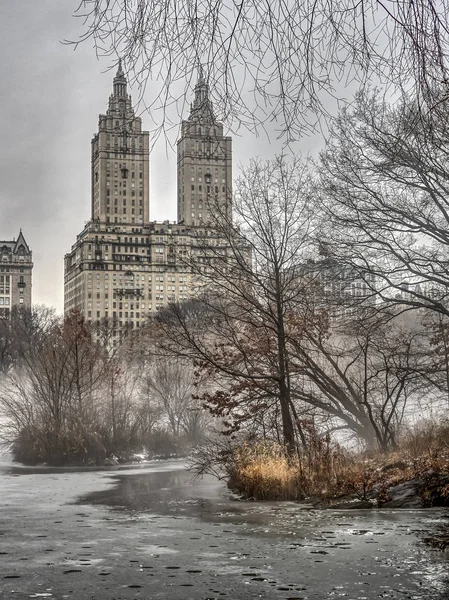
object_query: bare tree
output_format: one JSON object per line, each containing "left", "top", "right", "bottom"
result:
{"left": 0, "top": 305, "right": 56, "bottom": 375}
{"left": 318, "top": 88, "right": 449, "bottom": 318}
{"left": 421, "top": 311, "right": 449, "bottom": 410}
{"left": 288, "top": 309, "right": 429, "bottom": 451}
{"left": 71, "top": 0, "right": 449, "bottom": 140}
{"left": 90, "top": 318, "right": 145, "bottom": 456}
{"left": 142, "top": 357, "right": 208, "bottom": 441}
{"left": 149, "top": 153, "right": 434, "bottom": 453}
{"left": 0, "top": 317, "right": 17, "bottom": 376}
{"left": 154, "top": 156, "right": 316, "bottom": 454}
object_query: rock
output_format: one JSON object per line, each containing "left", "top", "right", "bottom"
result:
{"left": 380, "top": 479, "right": 422, "bottom": 508}
{"left": 381, "top": 460, "right": 408, "bottom": 473}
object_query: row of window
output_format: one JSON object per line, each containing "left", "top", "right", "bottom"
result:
{"left": 190, "top": 185, "right": 223, "bottom": 193}
{"left": 105, "top": 190, "right": 143, "bottom": 197}
{"left": 0, "top": 267, "right": 26, "bottom": 273}
{"left": 105, "top": 208, "right": 144, "bottom": 215}
{"left": 87, "top": 273, "right": 186, "bottom": 283}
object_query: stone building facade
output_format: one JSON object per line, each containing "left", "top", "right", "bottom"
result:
{"left": 177, "top": 70, "right": 232, "bottom": 227}
{"left": 0, "top": 230, "right": 33, "bottom": 318}
{"left": 64, "top": 64, "right": 233, "bottom": 331}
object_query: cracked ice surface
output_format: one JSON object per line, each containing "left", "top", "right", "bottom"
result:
{"left": 0, "top": 457, "right": 448, "bottom": 600}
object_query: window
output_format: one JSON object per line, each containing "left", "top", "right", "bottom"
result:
{"left": 0, "top": 275, "right": 10, "bottom": 294}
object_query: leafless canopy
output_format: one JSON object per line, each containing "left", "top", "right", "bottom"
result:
{"left": 71, "top": 0, "right": 449, "bottom": 139}
{"left": 318, "top": 87, "right": 449, "bottom": 317}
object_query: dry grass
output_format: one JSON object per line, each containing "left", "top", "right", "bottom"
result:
{"left": 226, "top": 420, "right": 449, "bottom": 504}
{"left": 400, "top": 419, "right": 449, "bottom": 458}
{"left": 226, "top": 439, "right": 348, "bottom": 501}
{"left": 227, "top": 443, "right": 304, "bottom": 500}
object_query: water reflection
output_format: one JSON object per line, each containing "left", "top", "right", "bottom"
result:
{"left": 78, "top": 466, "right": 449, "bottom": 536}
{"left": 78, "top": 469, "right": 226, "bottom": 517}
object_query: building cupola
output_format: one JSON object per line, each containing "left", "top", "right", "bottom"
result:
{"left": 113, "top": 58, "right": 127, "bottom": 98}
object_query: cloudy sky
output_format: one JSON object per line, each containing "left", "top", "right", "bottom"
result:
{"left": 0, "top": 1, "right": 324, "bottom": 313}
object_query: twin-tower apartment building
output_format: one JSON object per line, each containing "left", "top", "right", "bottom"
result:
{"left": 64, "top": 63, "right": 232, "bottom": 330}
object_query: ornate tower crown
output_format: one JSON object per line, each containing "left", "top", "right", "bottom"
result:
{"left": 107, "top": 59, "right": 134, "bottom": 122}
{"left": 189, "top": 67, "right": 215, "bottom": 123}
{"left": 113, "top": 58, "right": 127, "bottom": 98}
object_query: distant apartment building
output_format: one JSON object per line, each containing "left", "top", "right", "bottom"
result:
{"left": 299, "top": 256, "right": 376, "bottom": 318}
{"left": 312, "top": 258, "right": 375, "bottom": 299}
{"left": 64, "top": 63, "right": 233, "bottom": 331}
{"left": 0, "top": 230, "right": 33, "bottom": 318}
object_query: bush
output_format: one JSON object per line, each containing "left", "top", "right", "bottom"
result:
{"left": 11, "top": 423, "right": 108, "bottom": 466}
{"left": 227, "top": 442, "right": 305, "bottom": 500}
{"left": 11, "top": 426, "right": 47, "bottom": 465}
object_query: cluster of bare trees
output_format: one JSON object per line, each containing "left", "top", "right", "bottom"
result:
{"left": 0, "top": 308, "right": 206, "bottom": 465}
{"left": 3, "top": 0, "right": 446, "bottom": 463}
{"left": 5, "top": 85, "right": 448, "bottom": 461}
{"left": 153, "top": 138, "right": 449, "bottom": 456}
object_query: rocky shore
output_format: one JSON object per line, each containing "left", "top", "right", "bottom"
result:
{"left": 321, "top": 473, "right": 449, "bottom": 510}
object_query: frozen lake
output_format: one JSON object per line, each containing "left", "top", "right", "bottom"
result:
{"left": 0, "top": 456, "right": 448, "bottom": 599}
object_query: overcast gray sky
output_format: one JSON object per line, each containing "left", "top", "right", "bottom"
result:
{"left": 0, "top": 1, "right": 325, "bottom": 313}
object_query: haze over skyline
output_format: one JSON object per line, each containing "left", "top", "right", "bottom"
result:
{"left": 0, "top": 1, "right": 322, "bottom": 313}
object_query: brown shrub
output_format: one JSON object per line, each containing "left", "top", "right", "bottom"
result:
{"left": 226, "top": 440, "right": 350, "bottom": 501}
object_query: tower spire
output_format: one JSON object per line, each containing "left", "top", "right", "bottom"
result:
{"left": 113, "top": 58, "right": 127, "bottom": 98}
{"left": 189, "top": 66, "right": 215, "bottom": 122}
{"left": 117, "top": 57, "right": 124, "bottom": 77}
{"left": 198, "top": 63, "right": 205, "bottom": 86}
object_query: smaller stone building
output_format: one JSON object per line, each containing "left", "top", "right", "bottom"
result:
{"left": 0, "top": 231, "right": 33, "bottom": 318}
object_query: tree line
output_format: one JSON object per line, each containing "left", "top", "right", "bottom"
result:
{"left": 0, "top": 308, "right": 209, "bottom": 465}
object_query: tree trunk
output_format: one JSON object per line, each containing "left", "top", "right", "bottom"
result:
{"left": 278, "top": 376, "right": 296, "bottom": 455}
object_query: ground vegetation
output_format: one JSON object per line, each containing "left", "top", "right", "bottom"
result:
{"left": 205, "top": 421, "right": 449, "bottom": 505}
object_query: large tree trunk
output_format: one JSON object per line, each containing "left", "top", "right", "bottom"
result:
{"left": 278, "top": 376, "right": 296, "bottom": 455}
{"left": 276, "top": 268, "right": 296, "bottom": 455}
